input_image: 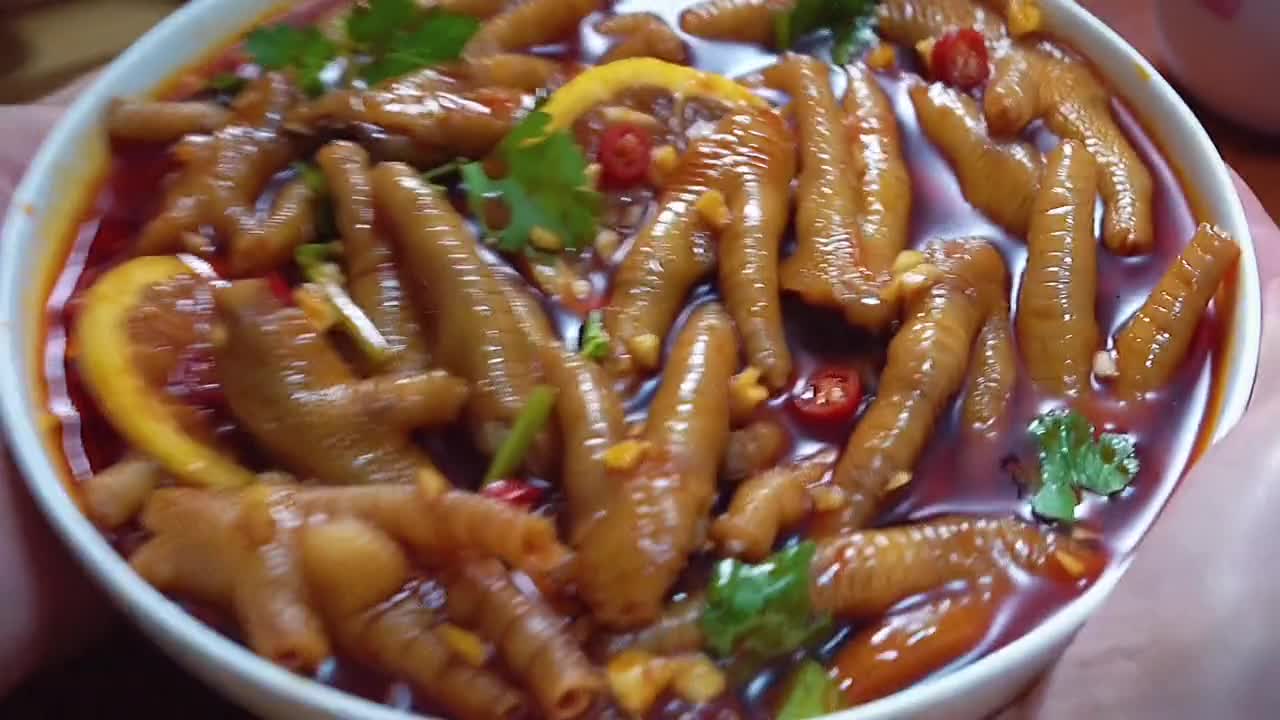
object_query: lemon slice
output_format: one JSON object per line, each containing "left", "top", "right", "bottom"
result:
{"left": 74, "top": 255, "right": 255, "bottom": 489}
{"left": 540, "top": 58, "right": 767, "bottom": 131}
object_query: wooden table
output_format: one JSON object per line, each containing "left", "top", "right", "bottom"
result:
{"left": 3, "top": 2, "right": 1277, "bottom": 718}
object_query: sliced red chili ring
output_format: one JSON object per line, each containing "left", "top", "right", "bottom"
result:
{"left": 932, "top": 29, "right": 991, "bottom": 91}
{"left": 792, "top": 367, "right": 864, "bottom": 424}
{"left": 599, "top": 123, "right": 654, "bottom": 188}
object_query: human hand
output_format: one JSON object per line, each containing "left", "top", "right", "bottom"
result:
{"left": 0, "top": 99, "right": 113, "bottom": 697}
{"left": 1006, "top": 173, "right": 1280, "bottom": 719}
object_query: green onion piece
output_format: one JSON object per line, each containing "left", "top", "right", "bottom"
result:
{"left": 483, "top": 385, "right": 559, "bottom": 485}
{"left": 777, "top": 660, "right": 842, "bottom": 720}
{"left": 296, "top": 253, "right": 390, "bottom": 367}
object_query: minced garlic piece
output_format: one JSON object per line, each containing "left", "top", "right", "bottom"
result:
{"left": 1053, "top": 548, "right": 1087, "bottom": 578}
{"left": 595, "top": 228, "right": 622, "bottom": 259}
{"left": 649, "top": 144, "right": 680, "bottom": 185}
{"left": 629, "top": 333, "right": 662, "bottom": 368}
{"left": 607, "top": 650, "right": 675, "bottom": 717}
{"left": 601, "top": 106, "right": 663, "bottom": 129}
{"left": 437, "top": 623, "right": 491, "bottom": 667}
{"left": 868, "top": 43, "right": 897, "bottom": 71}
{"left": 1007, "top": 0, "right": 1043, "bottom": 37}
{"left": 1093, "top": 350, "right": 1119, "bottom": 380}
{"left": 884, "top": 471, "right": 913, "bottom": 493}
{"left": 603, "top": 440, "right": 652, "bottom": 472}
{"left": 416, "top": 467, "right": 448, "bottom": 498}
{"left": 729, "top": 366, "right": 769, "bottom": 423}
{"left": 669, "top": 654, "right": 726, "bottom": 704}
{"left": 694, "top": 189, "right": 731, "bottom": 231}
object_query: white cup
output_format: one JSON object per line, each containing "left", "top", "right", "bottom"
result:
{"left": 1157, "top": 0, "right": 1280, "bottom": 134}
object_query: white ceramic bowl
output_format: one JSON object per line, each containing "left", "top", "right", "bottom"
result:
{"left": 0, "top": 1, "right": 1262, "bottom": 719}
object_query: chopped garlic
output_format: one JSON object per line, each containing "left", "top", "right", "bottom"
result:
{"left": 603, "top": 440, "right": 652, "bottom": 472}
{"left": 417, "top": 467, "right": 448, "bottom": 498}
{"left": 868, "top": 44, "right": 897, "bottom": 71}
{"left": 885, "top": 471, "right": 913, "bottom": 493}
{"left": 649, "top": 144, "right": 680, "bottom": 185}
{"left": 607, "top": 650, "right": 675, "bottom": 718}
{"left": 629, "top": 333, "right": 662, "bottom": 368}
{"left": 669, "top": 654, "right": 726, "bottom": 704}
{"left": 1053, "top": 548, "right": 1087, "bottom": 579}
{"left": 595, "top": 228, "right": 622, "bottom": 259}
{"left": 437, "top": 623, "right": 491, "bottom": 667}
{"left": 729, "top": 366, "right": 769, "bottom": 424}
{"left": 1093, "top": 350, "right": 1119, "bottom": 380}
{"left": 695, "top": 189, "right": 732, "bottom": 230}
{"left": 1008, "top": 0, "right": 1043, "bottom": 37}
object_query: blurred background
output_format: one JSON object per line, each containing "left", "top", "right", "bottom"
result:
{"left": 0, "top": 0, "right": 183, "bottom": 103}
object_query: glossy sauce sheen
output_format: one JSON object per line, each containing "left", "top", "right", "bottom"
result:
{"left": 39, "top": 0, "right": 1223, "bottom": 717}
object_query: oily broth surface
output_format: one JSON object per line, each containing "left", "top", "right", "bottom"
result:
{"left": 38, "top": 0, "right": 1217, "bottom": 715}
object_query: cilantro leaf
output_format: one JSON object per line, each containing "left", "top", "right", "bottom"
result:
{"left": 244, "top": 25, "right": 338, "bottom": 97}
{"left": 346, "top": 0, "right": 417, "bottom": 48}
{"left": 776, "top": 0, "right": 880, "bottom": 63}
{"left": 462, "top": 111, "right": 601, "bottom": 254}
{"left": 1027, "top": 409, "right": 1140, "bottom": 523}
{"left": 346, "top": 0, "right": 481, "bottom": 86}
{"left": 1031, "top": 479, "right": 1077, "bottom": 523}
{"left": 777, "top": 661, "right": 843, "bottom": 720}
{"left": 579, "top": 310, "right": 610, "bottom": 361}
{"left": 701, "top": 541, "right": 829, "bottom": 661}
{"left": 208, "top": 72, "right": 248, "bottom": 95}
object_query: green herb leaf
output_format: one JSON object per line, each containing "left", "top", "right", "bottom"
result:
{"left": 244, "top": 25, "right": 338, "bottom": 97}
{"left": 463, "top": 111, "right": 602, "bottom": 254}
{"left": 777, "top": 661, "right": 843, "bottom": 720}
{"left": 1027, "top": 409, "right": 1140, "bottom": 522}
{"left": 346, "top": 0, "right": 418, "bottom": 49}
{"left": 292, "top": 162, "right": 330, "bottom": 196}
{"left": 483, "top": 385, "right": 560, "bottom": 485}
{"left": 346, "top": 0, "right": 481, "bottom": 86}
{"left": 1031, "top": 479, "right": 1077, "bottom": 523}
{"left": 579, "top": 310, "right": 610, "bottom": 361}
{"left": 775, "top": 0, "right": 880, "bottom": 62}
{"left": 208, "top": 72, "right": 248, "bottom": 95}
{"left": 701, "top": 542, "right": 829, "bottom": 661}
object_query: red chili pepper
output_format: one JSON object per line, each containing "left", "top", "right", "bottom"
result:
{"left": 265, "top": 271, "right": 293, "bottom": 305}
{"left": 792, "top": 367, "right": 864, "bottom": 424}
{"left": 932, "top": 29, "right": 991, "bottom": 91}
{"left": 481, "top": 479, "right": 545, "bottom": 511}
{"left": 598, "top": 124, "right": 653, "bottom": 188}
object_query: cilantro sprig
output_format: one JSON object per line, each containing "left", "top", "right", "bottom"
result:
{"left": 775, "top": 0, "right": 881, "bottom": 64}
{"left": 462, "top": 111, "right": 602, "bottom": 254}
{"left": 245, "top": 24, "right": 339, "bottom": 97}
{"left": 346, "top": 0, "right": 481, "bottom": 85}
{"left": 243, "top": 0, "right": 479, "bottom": 96}
{"left": 1027, "top": 409, "right": 1140, "bottom": 523}
{"left": 701, "top": 541, "right": 830, "bottom": 661}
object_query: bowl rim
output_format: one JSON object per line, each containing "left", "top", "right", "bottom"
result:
{"left": 0, "top": 1, "right": 1262, "bottom": 719}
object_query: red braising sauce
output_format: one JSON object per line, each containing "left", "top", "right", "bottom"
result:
{"left": 36, "top": 1, "right": 1233, "bottom": 717}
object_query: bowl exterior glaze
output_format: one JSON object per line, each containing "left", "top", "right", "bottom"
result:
{"left": 0, "top": 1, "right": 1261, "bottom": 719}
